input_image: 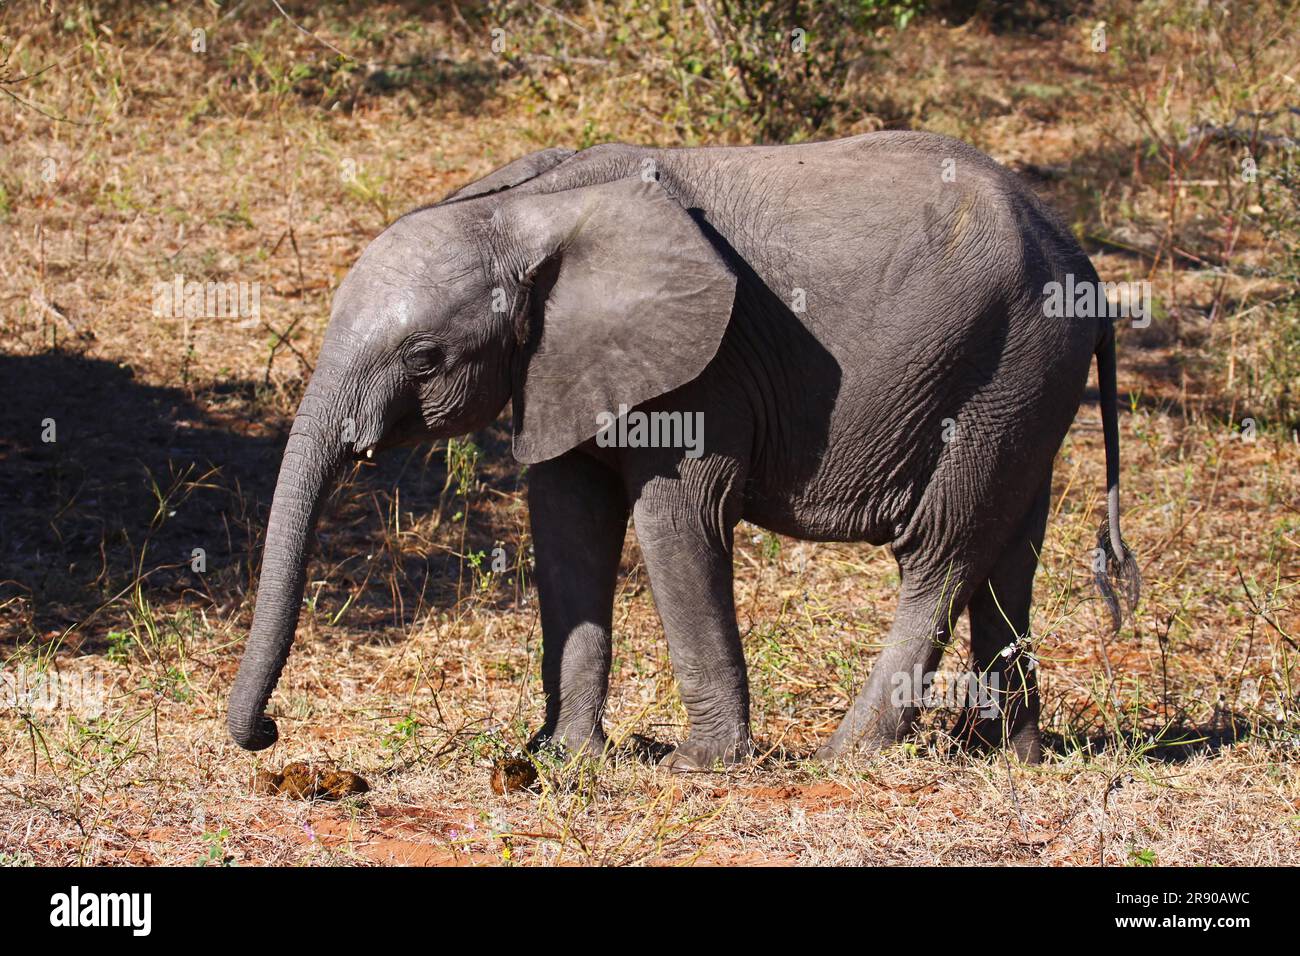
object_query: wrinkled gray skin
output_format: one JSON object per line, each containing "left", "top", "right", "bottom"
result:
{"left": 229, "top": 132, "right": 1138, "bottom": 769}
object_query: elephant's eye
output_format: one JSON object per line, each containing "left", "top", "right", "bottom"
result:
{"left": 403, "top": 342, "right": 442, "bottom": 376}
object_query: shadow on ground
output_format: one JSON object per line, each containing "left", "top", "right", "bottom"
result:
{"left": 0, "top": 349, "right": 524, "bottom": 650}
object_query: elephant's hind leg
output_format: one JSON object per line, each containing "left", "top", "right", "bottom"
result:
{"left": 815, "top": 569, "right": 972, "bottom": 760}
{"left": 951, "top": 480, "right": 1051, "bottom": 763}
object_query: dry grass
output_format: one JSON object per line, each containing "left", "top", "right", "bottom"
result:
{"left": 1, "top": 1, "right": 1297, "bottom": 866}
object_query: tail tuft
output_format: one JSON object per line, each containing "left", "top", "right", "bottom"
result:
{"left": 1095, "top": 520, "right": 1141, "bottom": 631}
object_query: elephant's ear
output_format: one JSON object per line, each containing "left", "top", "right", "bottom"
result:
{"left": 492, "top": 176, "right": 737, "bottom": 465}
{"left": 441, "top": 147, "right": 575, "bottom": 203}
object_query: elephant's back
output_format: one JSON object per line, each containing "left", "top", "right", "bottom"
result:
{"left": 660, "top": 134, "right": 1059, "bottom": 352}
{"left": 661, "top": 131, "right": 1099, "bottom": 369}
{"left": 669, "top": 135, "right": 1100, "bottom": 544}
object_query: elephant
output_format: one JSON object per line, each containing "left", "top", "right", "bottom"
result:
{"left": 227, "top": 131, "right": 1140, "bottom": 769}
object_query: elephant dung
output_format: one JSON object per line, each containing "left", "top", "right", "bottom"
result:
{"left": 252, "top": 762, "right": 370, "bottom": 800}
{"left": 490, "top": 756, "right": 539, "bottom": 795}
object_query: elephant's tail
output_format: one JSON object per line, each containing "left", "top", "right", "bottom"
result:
{"left": 1094, "top": 320, "right": 1140, "bottom": 631}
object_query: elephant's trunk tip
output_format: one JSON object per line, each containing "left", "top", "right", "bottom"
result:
{"left": 228, "top": 710, "right": 280, "bottom": 751}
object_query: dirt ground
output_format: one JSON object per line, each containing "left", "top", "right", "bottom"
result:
{"left": 1, "top": 2, "right": 1297, "bottom": 866}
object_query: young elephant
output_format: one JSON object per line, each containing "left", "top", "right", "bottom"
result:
{"left": 227, "top": 132, "right": 1139, "bottom": 768}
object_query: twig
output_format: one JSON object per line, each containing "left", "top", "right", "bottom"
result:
{"left": 269, "top": 0, "right": 355, "bottom": 61}
{"left": 999, "top": 750, "right": 1033, "bottom": 839}
{"left": 0, "top": 43, "right": 95, "bottom": 125}
{"left": 0, "top": 84, "right": 94, "bottom": 126}
{"left": 1237, "top": 567, "right": 1298, "bottom": 651}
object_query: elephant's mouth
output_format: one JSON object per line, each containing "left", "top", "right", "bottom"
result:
{"left": 351, "top": 407, "right": 428, "bottom": 462}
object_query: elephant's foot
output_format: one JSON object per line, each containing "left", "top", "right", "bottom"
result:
{"left": 950, "top": 711, "right": 1042, "bottom": 764}
{"left": 814, "top": 701, "right": 909, "bottom": 762}
{"left": 659, "top": 733, "right": 754, "bottom": 773}
{"left": 527, "top": 724, "right": 608, "bottom": 762}
{"left": 1008, "top": 726, "right": 1042, "bottom": 764}
{"left": 813, "top": 730, "right": 896, "bottom": 763}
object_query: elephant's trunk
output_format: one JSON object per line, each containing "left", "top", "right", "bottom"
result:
{"left": 228, "top": 367, "right": 349, "bottom": 751}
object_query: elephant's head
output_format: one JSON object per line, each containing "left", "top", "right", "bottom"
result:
{"left": 227, "top": 168, "right": 738, "bottom": 750}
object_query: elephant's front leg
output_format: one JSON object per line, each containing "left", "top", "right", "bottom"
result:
{"left": 527, "top": 452, "right": 628, "bottom": 758}
{"left": 632, "top": 496, "right": 753, "bottom": 771}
